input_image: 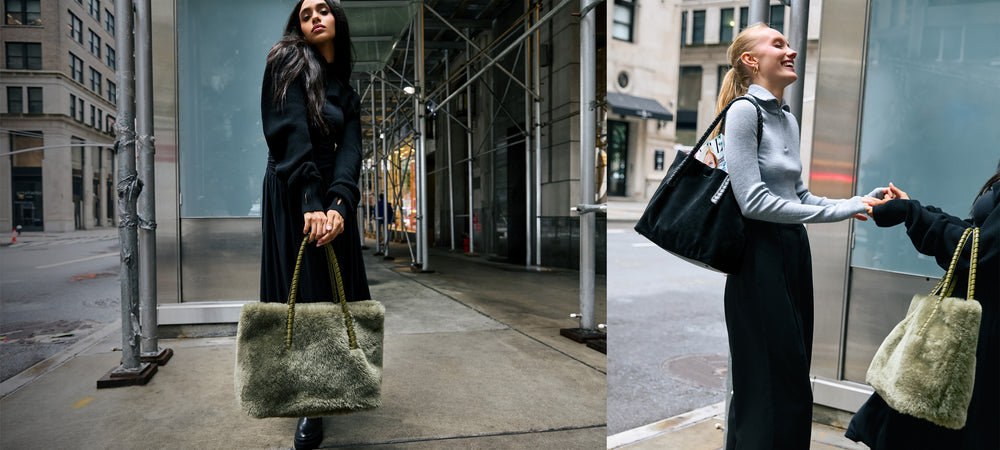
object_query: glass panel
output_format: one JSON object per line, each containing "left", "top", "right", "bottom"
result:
{"left": 852, "top": 0, "right": 1000, "bottom": 277}
{"left": 739, "top": 7, "right": 748, "bottom": 32}
{"left": 692, "top": 10, "right": 705, "bottom": 43}
{"left": 177, "top": 0, "right": 293, "bottom": 217}
{"left": 612, "top": 23, "right": 631, "bottom": 41}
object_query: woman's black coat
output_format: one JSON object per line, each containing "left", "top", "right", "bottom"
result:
{"left": 259, "top": 60, "right": 371, "bottom": 303}
{"left": 846, "top": 183, "right": 999, "bottom": 449}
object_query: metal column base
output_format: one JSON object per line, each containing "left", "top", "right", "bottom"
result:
{"left": 409, "top": 264, "right": 435, "bottom": 274}
{"left": 140, "top": 348, "right": 174, "bottom": 366}
{"left": 96, "top": 362, "right": 157, "bottom": 389}
{"left": 560, "top": 327, "right": 605, "bottom": 343}
{"left": 586, "top": 338, "right": 606, "bottom": 354}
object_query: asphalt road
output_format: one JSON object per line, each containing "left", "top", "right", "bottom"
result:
{"left": 606, "top": 219, "right": 730, "bottom": 435}
{"left": 0, "top": 230, "right": 121, "bottom": 382}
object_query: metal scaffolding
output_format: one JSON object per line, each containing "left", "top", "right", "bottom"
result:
{"left": 354, "top": 0, "right": 603, "bottom": 335}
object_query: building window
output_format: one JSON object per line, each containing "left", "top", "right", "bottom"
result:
{"left": 5, "top": 42, "right": 41, "bottom": 69}
{"left": 107, "top": 81, "right": 116, "bottom": 103}
{"left": 88, "top": 0, "right": 99, "bottom": 20}
{"left": 692, "top": 10, "right": 705, "bottom": 44}
{"left": 96, "top": 108, "right": 103, "bottom": 130}
{"left": 717, "top": 64, "right": 731, "bottom": 95}
{"left": 89, "top": 67, "right": 102, "bottom": 94}
{"left": 69, "top": 11, "right": 83, "bottom": 43}
{"left": 105, "top": 45, "right": 115, "bottom": 69}
{"left": 70, "top": 52, "right": 84, "bottom": 83}
{"left": 720, "top": 8, "right": 735, "bottom": 43}
{"left": 7, "top": 87, "right": 22, "bottom": 113}
{"left": 681, "top": 11, "right": 687, "bottom": 46}
{"left": 770, "top": 5, "right": 785, "bottom": 34}
{"left": 5, "top": 0, "right": 41, "bottom": 25}
{"left": 105, "top": 10, "right": 114, "bottom": 36}
{"left": 71, "top": 93, "right": 77, "bottom": 119}
{"left": 27, "top": 87, "right": 41, "bottom": 113}
{"left": 78, "top": 98, "right": 84, "bottom": 121}
{"left": 612, "top": 0, "right": 635, "bottom": 42}
{"left": 90, "top": 105, "right": 96, "bottom": 127}
{"left": 676, "top": 66, "right": 703, "bottom": 146}
{"left": 88, "top": 30, "right": 101, "bottom": 57}
{"left": 739, "top": 7, "right": 748, "bottom": 33}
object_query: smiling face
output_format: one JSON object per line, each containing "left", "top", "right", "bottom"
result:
{"left": 298, "top": 0, "right": 336, "bottom": 48}
{"left": 744, "top": 27, "right": 798, "bottom": 89}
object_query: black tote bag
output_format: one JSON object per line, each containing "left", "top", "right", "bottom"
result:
{"left": 634, "top": 96, "right": 761, "bottom": 274}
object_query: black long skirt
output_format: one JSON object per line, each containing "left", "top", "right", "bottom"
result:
{"left": 724, "top": 219, "right": 814, "bottom": 450}
{"left": 260, "top": 164, "right": 371, "bottom": 304}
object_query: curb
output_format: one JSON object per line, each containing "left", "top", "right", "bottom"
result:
{"left": 607, "top": 401, "right": 725, "bottom": 449}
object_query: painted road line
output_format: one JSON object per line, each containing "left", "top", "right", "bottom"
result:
{"left": 35, "top": 253, "right": 117, "bottom": 269}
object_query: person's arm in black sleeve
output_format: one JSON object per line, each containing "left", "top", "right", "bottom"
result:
{"left": 261, "top": 63, "right": 325, "bottom": 215}
{"left": 326, "top": 89, "right": 362, "bottom": 221}
{"left": 872, "top": 199, "right": 997, "bottom": 273}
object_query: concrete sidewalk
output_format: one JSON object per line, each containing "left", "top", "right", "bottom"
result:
{"left": 607, "top": 402, "right": 867, "bottom": 450}
{"left": 0, "top": 239, "right": 606, "bottom": 449}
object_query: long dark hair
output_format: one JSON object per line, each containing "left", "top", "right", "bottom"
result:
{"left": 977, "top": 160, "right": 1000, "bottom": 201}
{"left": 266, "top": 0, "right": 354, "bottom": 132}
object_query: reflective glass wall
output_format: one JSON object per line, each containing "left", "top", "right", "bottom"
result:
{"left": 852, "top": 0, "right": 1000, "bottom": 276}
{"left": 178, "top": 0, "right": 296, "bottom": 218}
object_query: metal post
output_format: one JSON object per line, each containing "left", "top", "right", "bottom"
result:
{"left": 99, "top": 0, "right": 155, "bottom": 387}
{"left": 445, "top": 51, "right": 456, "bottom": 251}
{"left": 135, "top": 0, "right": 169, "bottom": 364}
{"left": 785, "top": 0, "right": 809, "bottom": 126}
{"left": 524, "top": 2, "right": 533, "bottom": 267}
{"left": 465, "top": 30, "right": 476, "bottom": 255}
{"left": 381, "top": 71, "right": 390, "bottom": 256}
{"left": 748, "top": 0, "right": 770, "bottom": 26}
{"left": 370, "top": 72, "right": 379, "bottom": 250}
{"left": 532, "top": 4, "right": 542, "bottom": 267}
{"left": 578, "top": 0, "right": 597, "bottom": 331}
{"left": 415, "top": 8, "right": 430, "bottom": 272}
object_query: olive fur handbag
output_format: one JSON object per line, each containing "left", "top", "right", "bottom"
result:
{"left": 866, "top": 227, "right": 982, "bottom": 430}
{"left": 235, "top": 237, "right": 384, "bottom": 418}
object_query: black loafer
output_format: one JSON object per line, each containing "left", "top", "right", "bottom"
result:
{"left": 294, "top": 417, "right": 323, "bottom": 450}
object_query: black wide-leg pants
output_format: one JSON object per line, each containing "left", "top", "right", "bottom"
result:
{"left": 724, "top": 219, "right": 814, "bottom": 450}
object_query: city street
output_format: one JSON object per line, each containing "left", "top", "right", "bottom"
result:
{"left": 0, "top": 229, "right": 121, "bottom": 381}
{"left": 606, "top": 213, "right": 729, "bottom": 435}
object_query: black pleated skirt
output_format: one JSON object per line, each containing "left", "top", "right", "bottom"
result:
{"left": 259, "top": 165, "right": 371, "bottom": 304}
{"left": 724, "top": 219, "right": 814, "bottom": 450}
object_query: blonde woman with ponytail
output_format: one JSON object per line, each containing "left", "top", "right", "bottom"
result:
{"left": 716, "top": 24, "right": 884, "bottom": 449}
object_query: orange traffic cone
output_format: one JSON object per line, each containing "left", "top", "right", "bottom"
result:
{"left": 10, "top": 229, "right": 16, "bottom": 243}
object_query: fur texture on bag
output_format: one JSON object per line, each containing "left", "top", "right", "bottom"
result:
{"left": 235, "top": 300, "right": 384, "bottom": 418}
{"left": 866, "top": 293, "right": 982, "bottom": 429}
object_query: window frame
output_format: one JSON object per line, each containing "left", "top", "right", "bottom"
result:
{"left": 69, "top": 11, "right": 83, "bottom": 43}
{"left": 5, "top": 42, "right": 42, "bottom": 70}
{"left": 104, "top": 9, "right": 114, "bottom": 35}
{"left": 105, "top": 45, "right": 115, "bottom": 69}
{"left": 27, "top": 87, "right": 42, "bottom": 114}
{"left": 611, "top": 0, "right": 636, "bottom": 43}
{"left": 5, "top": 0, "right": 41, "bottom": 25}
{"left": 88, "top": 0, "right": 100, "bottom": 20}
{"left": 89, "top": 67, "right": 103, "bottom": 94}
{"left": 720, "top": 8, "right": 735, "bottom": 43}
{"left": 107, "top": 81, "right": 116, "bottom": 103}
{"left": 71, "top": 93, "right": 77, "bottom": 119}
{"left": 88, "top": 29, "right": 101, "bottom": 58}
{"left": 770, "top": 5, "right": 785, "bottom": 34}
{"left": 692, "top": 10, "right": 706, "bottom": 44}
{"left": 69, "top": 52, "right": 84, "bottom": 83}
{"left": 7, "top": 86, "right": 23, "bottom": 113}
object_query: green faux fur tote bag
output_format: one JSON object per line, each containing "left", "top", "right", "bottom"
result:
{"left": 235, "top": 237, "right": 384, "bottom": 418}
{"left": 866, "top": 227, "right": 982, "bottom": 430}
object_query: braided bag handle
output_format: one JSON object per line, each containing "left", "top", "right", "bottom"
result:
{"left": 284, "top": 236, "right": 359, "bottom": 350}
{"left": 917, "top": 227, "right": 979, "bottom": 336}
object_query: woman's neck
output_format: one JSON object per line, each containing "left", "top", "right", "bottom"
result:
{"left": 315, "top": 42, "right": 335, "bottom": 63}
{"left": 753, "top": 79, "right": 786, "bottom": 103}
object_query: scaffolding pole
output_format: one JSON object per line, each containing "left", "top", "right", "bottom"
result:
{"left": 748, "top": 0, "right": 770, "bottom": 26}
{"left": 381, "top": 71, "right": 390, "bottom": 257}
{"left": 100, "top": 0, "right": 156, "bottom": 388}
{"left": 465, "top": 31, "right": 476, "bottom": 256}
{"left": 532, "top": 4, "right": 542, "bottom": 267}
{"left": 135, "top": 0, "right": 170, "bottom": 365}
{"left": 524, "top": 3, "right": 534, "bottom": 266}
{"left": 785, "top": 0, "right": 809, "bottom": 126}
{"left": 415, "top": 7, "right": 429, "bottom": 272}
{"left": 445, "top": 51, "right": 456, "bottom": 251}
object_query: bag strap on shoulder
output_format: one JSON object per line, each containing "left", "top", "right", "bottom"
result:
{"left": 918, "top": 227, "right": 979, "bottom": 335}
{"left": 666, "top": 95, "right": 762, "bottom": 187}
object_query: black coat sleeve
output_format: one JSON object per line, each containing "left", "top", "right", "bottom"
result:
{"left": 261, "top": 63, "right": 325, "bottom": 214}
{"left": 873, "top": 199, "right": 999, "bottom": 281}
{"left": 326, "top": 89, "right": 362, "bottom": 220}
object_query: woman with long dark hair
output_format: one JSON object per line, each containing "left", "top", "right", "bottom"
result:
{"left": 260, "top": 1, "right": 370, "bottom": 448}
{"left": 715, "top": 24, "right": 883, "bottom": 449}
{"left": 846, "top": 165, "right": 1000, "bottom": 449}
